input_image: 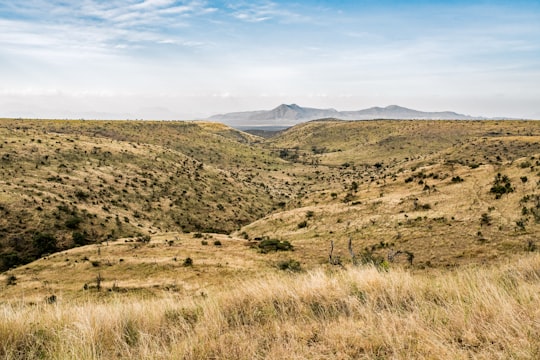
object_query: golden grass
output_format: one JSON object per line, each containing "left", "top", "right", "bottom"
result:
{"left": 1, "top": 254, "right": 539, "bottom": 359}
{"left": 2, "top": 118, "right": 540, "bottom": 358}
{"left": 239, "top": 157, "right": 540, "bottom": 268}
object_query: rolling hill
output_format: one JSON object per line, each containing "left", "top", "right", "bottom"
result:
{"left": 2, "top": 117, "right": 540, "bottom": 359}
{"left": 1, "top": 118, "right": 539, "bottom": 273}
{"left": 0, "top": 119, "right": 294, "bottom": 271}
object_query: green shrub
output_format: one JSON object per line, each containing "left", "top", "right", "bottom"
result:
{"left": 490, "top": 173, "right": 513, "bottom": 199}
{"left": 519, "top": 161, "right": 532, "bottom": 169}
{"left": 258, "top": 239, "right": 293, "bottom": 253}
{"left": 277, "top": 259, "right": 302, "bottom": 272}
{"left": 72, "top": 231, "right": 89, "bottom": 246}
{"left": 33, "top": 232, "right": 58, "bottom": 256}
{"left": 480, "top": 213, "right": 491, "bottom": 226}
{"left": 297, "top": 220, "right": 308, "bottom": 229}
{"left": 65, "top": 216, "right": 82, "bottom": 229}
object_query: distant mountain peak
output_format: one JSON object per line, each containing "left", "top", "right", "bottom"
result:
{"left": 209, "top": 104, "right": 484, "bottom": 127}
{"left": 286, "top": 103, "right": 300, "bottom": 109}
{"left": 385, "top": 105, "right": 407, "bottom": 110}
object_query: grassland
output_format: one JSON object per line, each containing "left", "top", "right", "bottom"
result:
{"left": 0, "top": 119, "right": 295, "bottom": 271}
{"left": 1, "top": 254, "right": 539, "bottom": 359}
{"left": 1, "top": 118, "right": 540, "bottom": 358}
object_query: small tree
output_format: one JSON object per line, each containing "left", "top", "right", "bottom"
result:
{"left": 490, "top": 173, "right": 513, "bottom": 199}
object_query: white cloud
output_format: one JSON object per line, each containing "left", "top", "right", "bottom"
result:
{"left": 131, "top": 0, "right": 177, "bottom": 10}
{"left": 228, "top": 1, "right": 309, "bottom": 23}
{"left": 1, "top": 1, "right": 539, "bottom": 119}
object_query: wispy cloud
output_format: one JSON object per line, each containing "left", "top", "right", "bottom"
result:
{"left": 1, "top": 1, "right": 539, "bottom": 119}
{"left": 0, "top": 0, "right": 217, "bottom": 56}
{"left": 228, "top": 1, "right": 309, "bottom": 23}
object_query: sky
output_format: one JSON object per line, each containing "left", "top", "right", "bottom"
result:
{"left": 1, "top": 0, "right": 539, "bottom": 120}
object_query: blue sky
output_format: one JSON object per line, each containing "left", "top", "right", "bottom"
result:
{"left": 1, "top": 0, "right": 539, "bottom": 119}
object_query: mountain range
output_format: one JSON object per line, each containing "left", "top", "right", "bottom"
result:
{"left": 209, "top": 104, "right": 486, "bottom": 127}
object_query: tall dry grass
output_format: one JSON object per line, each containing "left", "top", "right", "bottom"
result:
{"left": 1, "top": 254, "right": 539, "bottom": 359}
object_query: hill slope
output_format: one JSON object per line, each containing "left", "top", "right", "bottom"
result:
{"left": 0, "top": 119, "right": 287, "bottom": 271}
{"left": 2, "top": 118, "right": 540, "bottom": 273}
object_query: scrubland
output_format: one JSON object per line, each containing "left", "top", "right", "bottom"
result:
{"left": 1, "top": 118, "right": 540, "bottom": 358}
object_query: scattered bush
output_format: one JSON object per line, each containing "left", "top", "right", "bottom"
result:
{"left": 183, "top": 257, "right": 193, "bottom": 267}
{"left": 277, "top": 259, "right": 302, "bottom": 272}
{"left": 33, "top": 232, "right": 58, "bottom": 257}
{"left": 519, "top": 161, "right": 532, "bottom": 169}
{"left": 65, "top": 216, "right": 82, "bottom": 229}
{"left": 213, "top": 240, "right": 222, "bottom": 246}
{"left": 72, "top": 231, "right": 89, "bottom": 246}
{"left": 74, "top": 190, "right": 89, "bottom": 200}
{"left": 480, "top": 213, "right": 491, "bottom": 226}
{"left": 490, "top": 173, "right": 513, "bottom": 199}
{"left": 257, "top": 239, "right": 293, "bottom": 253}
{"left": 6, "top": 274, "right": 17, "bottom": 286}
{"left": 136, "top": 235, "right": 151, "bottom": 243}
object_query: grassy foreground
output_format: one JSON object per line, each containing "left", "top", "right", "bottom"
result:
{"left": 1, "top": 254, "right": 539, "bottom": 359}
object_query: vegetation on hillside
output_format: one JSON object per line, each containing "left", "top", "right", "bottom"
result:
{"left": 0, "top": 119, "right": 288, "bottom": 271}
{"left": 2, "top": 119, "right": 540, "bottom": 271}
{"left": 1, "top": 118, "right": 540, "bottom": 358}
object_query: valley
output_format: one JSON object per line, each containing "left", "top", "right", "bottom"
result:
{"left": 1, "top": 118, "right": 540, "bottom": 359}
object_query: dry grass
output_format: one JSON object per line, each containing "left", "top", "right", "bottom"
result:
{"left": 1, "top": 254, "right": 539, "bottom": 359}
{"left": 2, "top": 118, "right": 540, "bottom": 358}
{"left": 239, "top": 157, "right": 540, "bottom": 267}
{"left": 0, "top": 119, "right": 292, "bottom": 270}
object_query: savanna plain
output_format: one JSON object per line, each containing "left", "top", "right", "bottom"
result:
{"left": 1, "top": 118, "right": 539, "bottom": 359}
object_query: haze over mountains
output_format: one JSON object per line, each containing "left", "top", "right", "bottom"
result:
{"left": 209, "top": 104, "right": 489, "bottom": 127}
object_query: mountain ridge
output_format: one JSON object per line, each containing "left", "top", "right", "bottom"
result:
{"left": 209, "top": 104, "right": 487, "bottom": 127}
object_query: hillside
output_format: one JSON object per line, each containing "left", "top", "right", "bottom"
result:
{"left": 0, "top": 119, "right": 292, "bottom": 271}
{"left": 0, "top": 118, "right": 538, "bottom": 273}
{"left": 2, "top": 118, "right": 540, "bottom": 359}
{"left": 249, "top": 120, "right": 540, "bottom": 267}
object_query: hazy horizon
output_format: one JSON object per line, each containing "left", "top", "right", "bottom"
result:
{"left": 1, "top": 0, "right": 539, "bottom": 120}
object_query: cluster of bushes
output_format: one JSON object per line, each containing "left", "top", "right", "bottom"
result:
{"left": 490, "top": 173, "right": 513, "bottom": 199}
{"left": 256, "top": 239, "right": 293, "bottom": 253}
{"left": 277, "top": 259, "right": 301, "bottom": 272}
